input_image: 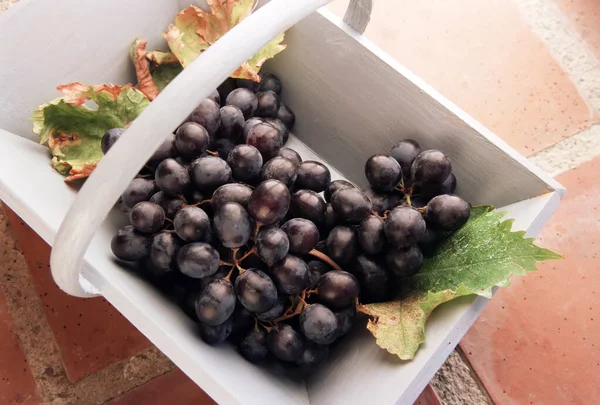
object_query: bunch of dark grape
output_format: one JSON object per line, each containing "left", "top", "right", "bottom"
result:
{"left": 107, "top": 72, "right": 470, "bottom": 371}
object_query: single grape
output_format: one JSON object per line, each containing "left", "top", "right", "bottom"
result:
{"left": 260, "top": 156, "right": 297, "bottom": 187}
{"left": 188, "top": 98, "right": 221, "bottom": 136}
{"left": 384, "top": 206, "right": 426, "bottom": 248}
{"left": 259, "top": 73, "right": 282, "bottom": 94}
{"left": 176, "top": 243, "right": 220, "bottom": 278}
{"left": 295, "top": 161, "right": 331, "bottom": 192}
{"left": 195, "top": 279, "right": 236, "bottom": 326}
{"left": 263, "top": 118, "right": 288, "bottom": 145}
{"left": 218, "top": 105, "right": 245, "bottom": 142}
{"left": 411, "top": 149, "right": 452, "bottom": 186}
{"left": 121, "top": 178, "right": 157, "bottom": 209}
{"left": 330, "top": 188, "right": 372, "bottom": 223}
{"left": 426, "top": 194, "right": 470, "bottom": 231}
{"left": 226, "top": 88, "right": 258, "bottom": 119}
{"left": 299, "top": 304, "right": 339, "bottom": 345}
{"left": 255, "top": 227, "right": 289, "bottom": 265}
{"left": 272, "top": 254, "right": 310, "bottom": 295}
{"left": 390, "top": 139, "right": 421, "bottom": 173}
{"left": 419, "top": 172, "right": 457, "bottom": 200}
{"left": 209, "top": 137, "right": 236, "bottom": 160}
{"left": 227, "top": 144, "right": 263, "bottom": 183}
{"left": 277, "top": 103, "right": 295, "bottom": 130}
{"left": 247, "top": 180, "right": 290, "bottom": 226}
{"left": 363, "top": 186, "right": 402, "bottom": 214}
{"left": 386, "top": 245, "right": 424, "bottom": 277}
{"left": 365, "top": 154, "right": 402, "bottom": 191}
{"left": 324, "top": 179, "right": 355, "bottom": 203}
{"left": 149, "top": 191, "right": 184, "bottom": 219}
{"left": 322, "top": 203, "right": 340, "bottom": 234}
{"left": 235, "top": 269, "right": 278, "bottom": 313}
{"left": 358, "top": 214, "right": 385, "bottom": 255}
{"left": 256, "top": 298, "right": 284, "bottom": 321}
{"left": 208, "top": 89, "right": 220, "bottom": 105}
{"left": 101, "top": 128, "right": 125, "bottom": 154}
{"left": 281, "top": 218, "right": 319, "bottom": 255}
{"left": 174, "top": 122, "right": 210, "bottom": 159}
{"left": 243, "top": 117, "right": 263, "bottom": 141}
{"left": 268, "top": 324, "right": 304, "bottom": 362}
{"left": 277, "top": 147, "right": 302, "bottom": 165}
{"left": 217, "top": 78, "right": 237, "bottom": 105}
{"left": 174, "top": 206, "right": 210, "bottom": 242}
{"left": 129, "top": 202, "right": 165, "bottom": 233}
{"left": 239, "top": 329, "right": 269, "bottom": 363}
{"left": 111, "top": 225, "right": 150, "bottom": 261}
{"left": 290, "top": 189, "right": 326, "bottom": 225}
{"left": 317, "top": 271, "right": 359, "bottom": 309}
{"left": 325, "top": 226, "right": 358, "bottom": 266}
{"left": 149, "top": 133, "right": 177, "bottom": 164}
{"left": 235, "top": 78, "right": 260, "bottom": 92}
{"left": 335, "top": 306, "right": 356, "bottom": 337}
{"left": 211, "top": 183, "right": 253, "bottom": 211}
{"left": 307, "top": 260, "right": 330, "bottom": 287}
{"left": 245, "top": 122, "right": 282, "bottom": 161}
{"left": 149, "top": 232, "right": 181, "bottom": 272}
{"left": 213, "top": 202, "right": 252, "bottom": 248}
{"left": 199, "top": 317, "right": 233, "bottom": 345}
{"left": 296, "top": 342, "right": 328, "bottom": 368}
{"left": 155, "top": 158, "right": 190, "bottom": 196}
{"left": 254, "top": 90, "right": 280, "bottom": 118}
{"left": 189, "top": 156, "right": 232, "bottom": 191}
{"left": 354, "top": 255, "right": 390, "bottom": 303}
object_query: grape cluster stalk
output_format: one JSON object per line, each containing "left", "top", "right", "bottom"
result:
{"left": 108, "top": 73, "right": 471, "bottom": 370}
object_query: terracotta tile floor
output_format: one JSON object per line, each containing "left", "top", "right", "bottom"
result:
{"left": 556, "top": 0, "right": 600, "bottom": 59}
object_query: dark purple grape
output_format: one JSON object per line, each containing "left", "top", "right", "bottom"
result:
{"left": 263, "top": 118, "right": 288, "bottom": 145}
{"left": 335, "top": 306, "right": 356, "bottom": 337}
{"left": 307, "top": 260, "right": 330, "bottom": 287}
{"left": 211, "top": 183, "right": 253, "bottom": 211}
{"left": 290, "top": 189, "right": 326, "bottom": 225}
{"left": 255, "top": 227, "right": 289, "bottom": 265}
{"left": 188, "top": 98, "right": 221, "bottom": 136}
{"left": 209, "top": 137, "right": 236, "bottom": 160}
{"left": 176, "top": 243, "right": 220, "bottom": 278}
{"left": 149, "top": 232, "right": 181, "bottom": 272}
{"left": 155, "top": 158, "right": 190, "bottom": 196}
{"left": 281, "top": 218, "right": 319, "bottom": 255}
{"left": 239, "top": 329, "right": 269, "bottom": 363}
{"left": 324, "top": 179, "right": 355, "bottom": 203}
{"left": 391, "top": 139, "right": 421, "bottom": 173}
{"left": 272, "top": 255, "right": 310, "bottom": 295}
{"left": 419, "top": 227, "right": 445, "bottom": 256}
{"left": 195, "top": 279, "right": 236, "bottom": 326}
{"left": 101, "top": 128, "right": 124, "bottom": 154}
{"left": 330, "top": 188, "right": 372, "bottom": 223}
{"left": 173, "top": 206, "right": 210, "bottom": 242}
{"left": 218, "top": 105, "right": 245, "bottom": 142}
{"left": 235, "top": 78, "right": 260, "bottom": 92}
{"left": 295, "top": 161, "right": 331, "bottom": 193}
{"left": 243, "top": 117, "right": 263, "bottom": 141}
{"left": 247, "top": 180, "right": 290, "bottom": 226}
{"left": 358, "top": 214, "right": 385, "bottom": 255}
{"left": 129, "top": 201, "right": 165, "bottom": 233}
{"left": 299, "top": 304, "right": 339, "bottom": 344}
{"left": 199, "top": 317, "right": 232, "bottom": 345}
{"left": 277, "top": 147, "right": 302, "bottom": 165}
{"left": 296, "top": 342, "right": 328, "bottom": 368}
{"left": 256, "top": 298, "right": 284, "bottom": 321}
{"left": 226, "top": 144, "right": 263, "bottom": 183}
{"left": 386, "top": 245, "right": 424, "bottom": 277}
{"left": 354, "top": 255, "right": 390, "bottom": 303}
{"left": 111, "top": 225, "right": 149, "bottom": 261}
{"left": 277, "top": 103, "right": 295, "bottom": 130}
{"left": 411, "top": 149, "right": 452, "bottom": 186}
{"left": 245, "top": 122, "right": 282, "bottom": 161}
{"left": 259, "top": 73, "right": 282, "bottom": 94}
{"left": 208, "top": 89, "right": 220, "bottom": 105}
{"left": 254, "top": 90, "right": 280, "bottom": 118}
{"left": 325, "top": 226, "right": 358, "bottom": 266}
{"left": 426, "top": 194, "right": 470, "bottom": 231}
{"left": 217, "top": 78, "right": 237, "bottom": 105}
{"left": 213, "top": 202, "right": 252, "bottom": 248}
{"left": 150, "top": 191, "right": 184, "bottom": 219}
{"left": 149, "top": 133, "right": 177, "bottom": 163}
{"left": 235, "top": 269, "right": 278, "bottom": 313}
{"left": 121, "top": 178, "right": 157, "bottom": 208}
{"left": 322, "top": 203, "right": 341, "bottom": 234}
{"left": 419, "top": 172, "right": 457, "bottom": 201}
{"left": 226, "top": 88, "right": 258, "bottom": 119}
{"left": 260, "top": 156, "right": 297, "bottom": 187}
{"left": 384, "top": 206, "right": 426, "bottom": 248}
{"left": 175, "top": 122, "right": 210, "bottom": 159}
{"left": 189, "top": 156, "right": 232, "bottom": 191}
{"left": 363, "top": 187, "right": 402, "bottom": 214}
{"left": 268, "top": 324, "right": 304, "bottom": 362}
{"left": 365, "top": 154, "right": 402, "bottom": 191}
{"left": 317, "top": 271, "right": 359, "bottom": 309}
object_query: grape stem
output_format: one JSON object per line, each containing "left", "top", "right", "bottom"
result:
{"left": 307, "top": 249, "right": 343, "bottom": 272}
{"left": 272, "top": 294, "right": 307, "bottom": 323}
{"left": 251, "top": 222, "right": 261, "bottom": 241}
{"left": 137, "top": 173, "right": 153, "bottom": 179}
{"left": 219, "top": 260, "right": 234, "bottom": 267}
{"left": 238, "top": 248, "right": 256, "bottom": 263}
{"left": 189, "top": 199, "right": 212, "bottom": 207}
{"left": 231, "top": 248, "right": 247, "bottom": 275}
{"left": 205, "top": 149, "right": 219, "bottom": 157}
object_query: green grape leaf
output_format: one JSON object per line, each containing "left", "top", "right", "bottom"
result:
{"left": 163, "top": 1, "right": 286, "bottom": 81}
{"left": 31, "top": 83, "right": 149, "bottom": 181}
{"left": 130, "top": 40, "right": 184, "bottom": 99}
{"left": 152, "top": 63, "right": 184, "bottom": 92}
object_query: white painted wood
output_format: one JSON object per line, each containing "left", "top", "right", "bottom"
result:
{"left": 343, "top": 0, "right": 372, "bottom": 33}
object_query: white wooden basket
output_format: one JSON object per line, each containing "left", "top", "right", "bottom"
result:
{"left": 0, "top": 0, "right": 564, "bottom": 403}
